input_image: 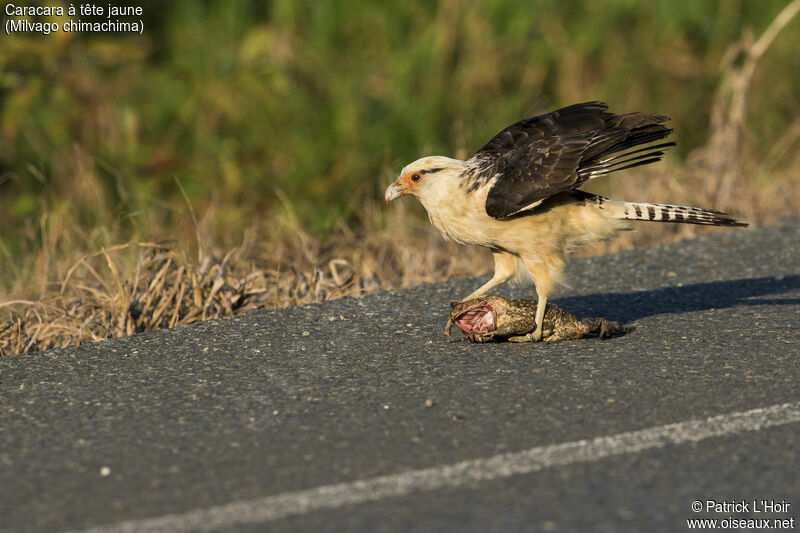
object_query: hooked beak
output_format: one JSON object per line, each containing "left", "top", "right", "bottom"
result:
{"left": 384, "top": 181, "right": 405, "bottom": 203}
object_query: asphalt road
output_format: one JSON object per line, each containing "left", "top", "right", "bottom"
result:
{"left": 1, "top": 221, "right": 798, "bottom": 533}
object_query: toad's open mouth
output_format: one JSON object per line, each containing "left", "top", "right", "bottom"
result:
{"left": 454, "top": 305, "right": 496, "bottom": 333}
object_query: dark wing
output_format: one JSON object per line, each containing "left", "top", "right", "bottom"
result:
{"left": 482, "top": 136, "right": 594, "bottom": 219}
{"left": 468, "top": 102, "right": 674, "bottom": 219}
{"left": 472, "top": 101, "right": 613, "bottom": 156}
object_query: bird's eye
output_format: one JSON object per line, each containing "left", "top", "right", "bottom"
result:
{"left": 411, "top": 173, "right": 421, "bottom": 182}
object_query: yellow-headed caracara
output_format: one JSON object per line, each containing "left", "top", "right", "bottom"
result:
{"left": 385, "top": 101, "right": 747, "bottom": 341}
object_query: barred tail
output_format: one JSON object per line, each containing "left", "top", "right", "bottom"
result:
{"left": 597, "top": 197, "right": 748, "bottom": 227}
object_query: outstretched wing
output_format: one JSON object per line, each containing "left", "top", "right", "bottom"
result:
{"left": 467, "top": 102, "right": 673, "bottom": 219}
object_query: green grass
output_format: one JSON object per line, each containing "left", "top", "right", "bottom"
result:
{"left": 1, "top": 0, "right": 799, "bottom": 297}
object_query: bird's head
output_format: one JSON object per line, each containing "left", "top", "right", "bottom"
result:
{"left": 384, "top": 156, "right": 463, "bottom": 203}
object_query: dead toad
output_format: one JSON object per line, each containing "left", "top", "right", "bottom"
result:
{"left": 447, "top": 295, "right": 627, "bottom": 343}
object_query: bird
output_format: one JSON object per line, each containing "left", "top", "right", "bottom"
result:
{"left": 384, "top": 101, "right": 747, "bottom": 341}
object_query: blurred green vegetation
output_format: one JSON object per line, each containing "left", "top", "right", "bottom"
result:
{"left": 1, "top": 0, "right": 798, "bottom": 289}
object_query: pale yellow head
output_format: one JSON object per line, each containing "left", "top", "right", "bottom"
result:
{"left": 384, "top": 156, "right": 463, "bottom": 203}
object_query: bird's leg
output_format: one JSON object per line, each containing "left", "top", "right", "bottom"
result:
{"left": 463, "top": 251, "right": 518, "bottom": 300}
{"left": 530, "top": 294, "right": 547, "bottom": 341}
{"left": 462, "top": 276, "right": 506, "bottom": 301}
{"left": 523, "top": 254, "right": 562, "bottom": 343}
{"left": 445, "top": 252, "right": 518, "bottom": 336}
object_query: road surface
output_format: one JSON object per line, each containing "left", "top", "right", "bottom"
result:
{"left": 1, "top": 221, "right": 798, "bottom": 532}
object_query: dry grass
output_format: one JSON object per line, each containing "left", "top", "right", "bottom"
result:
{"left": 0, "top": 203, "right": 492, "bottom": 355}
{"left": 2, "top": 148, "right": 798, "bottom": 356}
{"left": 2, "top": 2, "right": 800, "bottom": 356}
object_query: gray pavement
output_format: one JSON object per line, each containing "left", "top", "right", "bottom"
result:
{"left": 1, "top": 221, "right": 798, "bottom": 532}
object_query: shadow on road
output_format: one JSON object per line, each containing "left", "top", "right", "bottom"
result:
{"left": 554, "top": 274, "right": 800, "bottom": 323}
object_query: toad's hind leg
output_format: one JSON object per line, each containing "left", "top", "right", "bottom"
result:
{"left": 579, "top": 317, "right": 627, "bottom": 339}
